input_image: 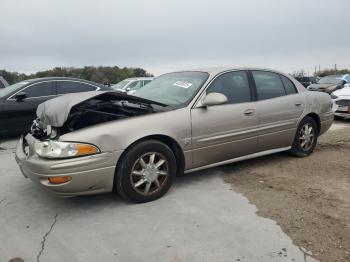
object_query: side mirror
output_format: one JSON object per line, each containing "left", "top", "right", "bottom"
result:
{"left": 125, "top": 87, "right": 131, "bottom": 91}
{"left": 202, "top": 92, "right": 228, "bottom": 107}
{"left": 15, "top": 92, "right": 27, "bottom": 102}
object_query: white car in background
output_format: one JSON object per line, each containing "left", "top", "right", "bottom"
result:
{"left": 112, "top": 77, "right": 154, "bottom": 95}
{"left": 332, "top": 83, "right": 350, "bottom": 119}
{"left": 0, "top": 76, "right": 9, "bottom": 88}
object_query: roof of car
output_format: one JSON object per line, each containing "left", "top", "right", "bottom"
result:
{"left": 321, "top": 74, "right": 348, "bottom": 78}
{"left": 123, "top": 77, "right": 154, "bottom": 81}
{"left": 22, "top": 77, "right": 104, "bottom": 86}
{"left": 171, "top": 67, "right": 292, "bottom": 77}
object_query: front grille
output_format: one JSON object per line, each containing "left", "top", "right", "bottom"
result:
{"left": 336, "top": 100, "right": 350, "bottom": 106}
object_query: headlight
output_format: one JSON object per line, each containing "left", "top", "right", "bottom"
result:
{"left": 34, "top": 141, "right": 100, "bottom": 159}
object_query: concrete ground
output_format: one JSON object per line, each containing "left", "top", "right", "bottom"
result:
{"left": 3, "top": 123, "right": 347, "bottom": 262}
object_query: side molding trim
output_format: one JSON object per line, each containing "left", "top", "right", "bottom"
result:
{"left": 184, "top": 146, "right": 291, "bottom": 173}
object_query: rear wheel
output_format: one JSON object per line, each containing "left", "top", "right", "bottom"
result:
{"left": 289, "top": 116, "right": 318, "bottom": 157}
{"left": 115, "top": 140, "right": 176, "bottom": 203}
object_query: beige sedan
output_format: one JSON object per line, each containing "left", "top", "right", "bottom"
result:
{"left": 15, "top": 68, "right": 334, "bottom": 203}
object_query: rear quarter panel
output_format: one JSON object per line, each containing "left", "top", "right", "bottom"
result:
{"left": 302, "top": 91, "right": 333, "bottom": 135}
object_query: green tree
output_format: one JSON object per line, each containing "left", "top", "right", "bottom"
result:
{"left": 315, "top": 68, "right": 350, "bottom": 77}
{"left": 0, "top": 66, "right": 153, "bottom": 85}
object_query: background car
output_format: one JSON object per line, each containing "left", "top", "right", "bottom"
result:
{"left": 16, "top": 68, "right": 333, "bottom": 203}
{"left": 307, "top": 74, "right": 350, "bottom": 94}
{"left": 0, "top": 77, "right": 112, "bottom": 136}
{"left": 332, "top": 83, "right": 350, "bottom": 119}
{"left": 295, "top": 76, "right": 317, "bottom": 87}
{"left": 112, "top": 77, "right": 154, "bottom": 94}
{"left": 0, "top": 76, "right": 9, "bottom": 88}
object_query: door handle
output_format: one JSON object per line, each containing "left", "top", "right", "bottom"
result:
{"left": 295, "top": 102, "right": 303, "bottom": 106}
{"left": 243, "top": 109, "right": 255, "bottom": 116}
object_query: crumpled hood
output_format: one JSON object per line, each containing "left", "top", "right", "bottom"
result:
{"left": 36, "top": 91, "right": 162, "bottom": 127}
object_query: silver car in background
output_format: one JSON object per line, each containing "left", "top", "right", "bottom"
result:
{"left": 307, "top": 74, "right": 350, "bottom": 94}
{"left": 0, "top": 76, "right": 9, "bottom": 88}
{"left": 112, "top": 77, "right": 154, "bottom": 95}
{"left": 15, "top": 68, "right": 333, "bottom": 203}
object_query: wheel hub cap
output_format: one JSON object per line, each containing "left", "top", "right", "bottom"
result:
{"left": 299, "top": 123, "right": 314, "bottom": 151}
{"left": 143, "top": 165, "right": 159, "bottom": 182}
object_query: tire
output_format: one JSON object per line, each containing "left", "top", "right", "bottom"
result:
{"left": 115, "top": 140, "right": 177, "bottom": 203}
{"left": 289, "top": 116, "right": 318, "bottom": 157}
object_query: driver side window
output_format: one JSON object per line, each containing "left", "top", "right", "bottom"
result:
{"left": 206, "top": 71, "right": 251, "bottom": 104}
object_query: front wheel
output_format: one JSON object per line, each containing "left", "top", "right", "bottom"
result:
{"left": 289, "top": 116, "right": 318, "bottom": 157}
{"left": 115, "top": 140, "right": 177, "bottom": 203}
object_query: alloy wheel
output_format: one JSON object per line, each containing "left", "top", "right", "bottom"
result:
{"left": 130, "top": 152, "right": 169, "bottom": 195}
{"left": 299, "top": 123, "right": 315, "bottom": 151}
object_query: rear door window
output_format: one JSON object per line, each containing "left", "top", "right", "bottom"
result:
{"left": 252, "top": 71, "right": 286, "bottom": 100}
{"left": 57, "top": 81, "right": 97, "bottom": 94}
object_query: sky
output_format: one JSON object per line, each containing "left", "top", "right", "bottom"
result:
{"left": 1, "top": 0, "right": 350, "bottom": 76}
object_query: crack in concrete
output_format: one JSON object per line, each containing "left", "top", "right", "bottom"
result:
{"left": 36, "top": 213, "right": 58, "bottom": 262}
{"left": 298, "top": 247, "right": 315, "bottom": 262}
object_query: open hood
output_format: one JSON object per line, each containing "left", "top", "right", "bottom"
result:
{"left": 36, "top": 91, "right": 165, "bottom": 127}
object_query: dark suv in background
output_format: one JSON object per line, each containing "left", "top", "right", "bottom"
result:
{"left": 0, "top": 77, "right": 112, "bottom": 136}
{"left": 294, "top": 76, "right": 317, "bottom": 88}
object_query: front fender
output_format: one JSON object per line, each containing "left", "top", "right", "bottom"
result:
{"left": 59, "top": 108, "right": 191, "bottom": 153}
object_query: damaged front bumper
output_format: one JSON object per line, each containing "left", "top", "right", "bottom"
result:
{"left": 15, "top": 134, "right": 122, "bottom": 197}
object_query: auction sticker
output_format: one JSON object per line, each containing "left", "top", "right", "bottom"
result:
{"left": 173, "top": 81, "right": 193, "bottom": 89}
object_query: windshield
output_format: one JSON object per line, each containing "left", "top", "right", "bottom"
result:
{"left": 0, "top": 81, "right": 29, "bottom": 98}
{"left": 133, "top": 72, "right": 209, "bottom": 107}
{"left": 317, "top": 75, "right": 343, "bottom": 85}
{"left": 112, "top": 80, "right": 130, "bottom": 90}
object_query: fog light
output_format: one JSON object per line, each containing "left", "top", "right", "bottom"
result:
{"left": 48, "top": 176, "right": 72, "bottom": 184}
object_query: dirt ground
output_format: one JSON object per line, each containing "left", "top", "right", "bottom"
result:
{"left": 223, "top": 123, "right": 350, "bottom": 262}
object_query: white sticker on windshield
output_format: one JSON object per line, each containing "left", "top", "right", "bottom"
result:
{"left": 173, "top": 81, "right": 193, "bottom": 89}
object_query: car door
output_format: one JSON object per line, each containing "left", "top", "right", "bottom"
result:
{"left": 3, "top": 81, "right": 56, "bottom": 134}
{"left": 56, "top": 80, "right": 99, "bottom": 95}
{"left": 250, "top": 70, "right": 305, "bottom": 152}
{"left": 190, "top": 70, "right": 258, "bottom": 168}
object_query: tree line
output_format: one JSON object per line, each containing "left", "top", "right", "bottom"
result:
{"left": 292, "top": 68, "right": 350, "bottom": 78}
{"left": 0, "top": 66, "right": 153, "bottom": 85}
{"left": 315, "top": 68, "right": 350, "bottom": 77}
